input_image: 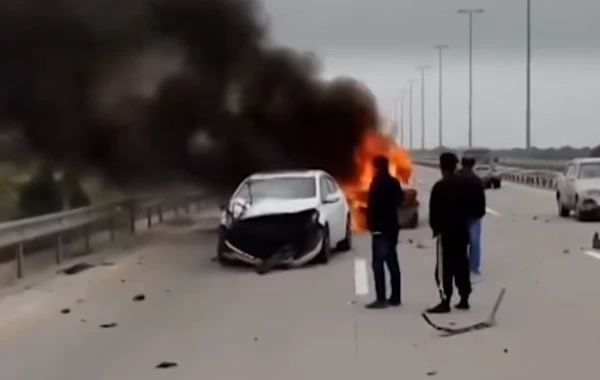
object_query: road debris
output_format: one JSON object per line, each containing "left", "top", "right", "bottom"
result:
{"left": 416, "top": 241, "right": 428, "bottom": 249}
{"left": 532, "top": 216, "right": 538, "bottom": 220}
{"left": 59, "top": 262, "right": 95, "bottom": 275}
{"left": 100, "top": 262, "right": 115, "bottom": 266}
{"left": 81, "top": 319, "right": 86, "bottom": 323}
{"left": 503, "top": 348, "right": 509, "bottom": 354}
{"left": 156, "top": 361, "right": 178, "bottom": 369}
{"left": 133, "top": 294, "right": 146, "bottom": 302}
{"left": 61, "top": 308, "right": 71, "bottom": 314}
{"left": 426, "top": 370, "right": 437, "bottom": 376}
{"left": 422, "top": 288, "right": 506, "bottom": 337}
{"left": 99, "top": 323, "right": 118, "bottom": 329}
{"left": 563, "top": 249, "right": 570, "bottom": 254}
{"left": 407, "top": 239, "right": 414, "bottom": 244}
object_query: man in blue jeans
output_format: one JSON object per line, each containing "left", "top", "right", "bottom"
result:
{"left": 364, "top": 156, "right": 404, "bottom": 309}
{"left": 458, "top": 157, "right": 486, "bottom": 275}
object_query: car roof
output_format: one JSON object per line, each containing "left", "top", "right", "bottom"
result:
{"left": 571, "top": 157, "right": 600, "bottom": 164}
{"left": 247, "top": 169, "right": 326, "bottom": 180}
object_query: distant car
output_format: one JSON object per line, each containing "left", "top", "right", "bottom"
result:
{"left": 473, "top": 164, "right": 502, "bottom": 189}
{"left": 217, "top": 170, "right": 352, "bottom": 273}
{"left": 556, "top": 158, "right": 600, "bottom": 221}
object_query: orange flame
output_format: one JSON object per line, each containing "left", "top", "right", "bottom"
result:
{"left": 339, "top": 129, "right": 414, "bottom": 232}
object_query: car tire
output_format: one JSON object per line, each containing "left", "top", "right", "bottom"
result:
{"left": 406, "top": 211, "right": 419, "bottom": 229}
{"left": 336, "top": 214, "right": 352, "bottom": 252}
{"left": 314, "top": 225, "right": 331, "bottom": 264}
{"left": 493, "top": 180, "right": 501, "bottom": 189}
{"left": 216, "top": 232, "right": 235, "bottom": 267}
{"left": 556, "top": 192, "right": 570, "bottom": 217}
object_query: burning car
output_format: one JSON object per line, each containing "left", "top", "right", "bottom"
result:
{"left": 217, "top": 170, "right": 352, "bottom": 274}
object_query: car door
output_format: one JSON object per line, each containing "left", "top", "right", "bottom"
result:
{"left": 318, "top": 175, "right": 341, "bottom": 244}
{"left": 565, "top": 164, "right": 578, "bottom": 207}
{"left": 324, "top": 176, "right": 346, "bottom": 242}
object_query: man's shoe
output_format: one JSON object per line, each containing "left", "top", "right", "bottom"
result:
{"left": 425, "top": 301, "right": 451, "bottom": 314}
{"left": 387, "top": 298, "right": 402, "bottom": 307}
{"left": 455, "top": 299, "right": 470, "bottom": 310}
{"left": 365, "top": 300, "right": 388, "bottom": 309}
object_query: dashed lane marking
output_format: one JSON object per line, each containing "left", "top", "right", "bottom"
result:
{"left": 354, "top": 258, "right": 369, "bottom": 296}
{"left": 486, "top": 207, "right": 501, "bottom": 217}
{"left": 584, "top": 250, "right": 600, "bottom": 261}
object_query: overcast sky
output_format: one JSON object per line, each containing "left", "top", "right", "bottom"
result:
{"left": 261, "top": 0, "right": 600, "bottom": 149}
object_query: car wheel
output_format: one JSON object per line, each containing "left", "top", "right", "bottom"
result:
{"left": 336, "top": 214, "right": 352, "bottom": 252}
{"left": 556, "top": 193, "right": 570, "bottom": 217}
{"left": 217, "top": 231, "right": 235, "bottom": 266}
{"left": 314, "top": 225, "right": 331, "bottom": 264}
{"left": 494, "top": 179, "right": 501, "bottom": 189}
{"left": 406, "top": 211, "right": 419, "bottom": 229}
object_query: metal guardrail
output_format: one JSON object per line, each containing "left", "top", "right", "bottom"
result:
{"left": 412, "top": 154, "right": 568, "bottom": 172}
{"left": 414, "top": 159, "right": 560, "bottom": 190}
{"left": 0, "top": 191, "right": 210, "bottom": 279}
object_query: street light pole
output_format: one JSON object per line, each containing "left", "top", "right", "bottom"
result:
{"left": 526, "top": 0, "right": 531, "bottom": 149}
{"left": 434, "top": 45, "right": 449, "bottom": 149}
{"left": 400, "top": 89, "right": 406, "bottom": 147}
{"left": 458, "top": 8, "right": 484, "bottom": 147}
{"left": 416, "top": 66, "right": 431, "bottom": 150}
{"left": 408, "top": 79, "right": 416, "bottom": 150}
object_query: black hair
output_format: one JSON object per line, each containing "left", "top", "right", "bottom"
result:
{"left": 439, "top": 152, "right": 458, "bottom": 172}
{"left": 461, "top": 156, "right": 475, "bottom": 168}
{"left": 373, "top": 155, "right": 389, "bottom": 171}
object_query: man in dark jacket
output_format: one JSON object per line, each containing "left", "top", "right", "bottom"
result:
{"left": 365, "top": 155, "right": 405, "bottom": 309}
{"left": 426, "top": 152, "right": 472, "bottom": 314}
{"left": 458, "top": 157, "right": 486, "bottom": 275}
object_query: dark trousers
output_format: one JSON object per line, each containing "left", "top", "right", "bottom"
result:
{"left": 434, "top": 233, "right": 471, "bottom": 302}
{"left": 371, "top": 231, "right": 401, "bottom": 302}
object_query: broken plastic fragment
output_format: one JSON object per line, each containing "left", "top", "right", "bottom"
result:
{"left": 156, "top": 362, "right": 178, "bottom": 369}
{"left": 99, "top": 323, "right": 118, "bottom": 329}
{"left": 133, "top": 294, "right": 146, "bottom": 302}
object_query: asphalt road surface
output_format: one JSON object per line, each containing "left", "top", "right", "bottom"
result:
{"left": 0, "top": 165, "right": 599, "bottom": 379}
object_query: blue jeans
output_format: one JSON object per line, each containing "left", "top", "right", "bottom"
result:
{"left": 467, "top": 218, "right": 482, "bottom": 272}
{"left": 371, "top": 231, "right": 401, "bottom": 302}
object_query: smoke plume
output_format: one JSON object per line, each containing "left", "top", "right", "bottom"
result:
{"left": 0, "top": 0, "right": 379, "bottom": 191}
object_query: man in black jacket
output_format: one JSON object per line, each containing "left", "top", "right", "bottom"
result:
{"left": 426, "top": 152, "right": 472, "bottom": 314}
{"left": 458, "top": 157, "right": 486, "bottom": 275}
{"left": 365, "top": 155, "right": 405, "bottom": 309}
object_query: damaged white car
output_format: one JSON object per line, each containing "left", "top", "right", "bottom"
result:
{"left": 217, "top": 170, "right": 352, "bottom": 274}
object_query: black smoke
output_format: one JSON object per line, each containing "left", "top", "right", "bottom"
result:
{"left": 0, "top": 0, "right": 379, "bottom": 191}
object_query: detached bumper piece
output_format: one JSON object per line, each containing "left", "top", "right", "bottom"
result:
{"left": 222, "top": 210, "right": 322, "bottom": 273}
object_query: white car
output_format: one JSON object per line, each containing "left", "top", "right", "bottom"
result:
{"left": 556, "top": 157, "right": 600, "bottom": 221}
{"left": 217, "top": 169, "right": 352, "bottom": 273}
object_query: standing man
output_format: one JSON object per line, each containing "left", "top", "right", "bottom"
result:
{"left": 365, "top": 156, "right": 405, "bottom": 309}
{"left": 426, "top": 152, "right": 471, "bottom": 314}
{"left": 458, "top": 157, "right": 486, "bottom": 275}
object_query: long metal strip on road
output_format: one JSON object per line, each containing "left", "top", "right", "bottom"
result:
{"left": 0, "top": 166, "right": 597, "bottom": 378}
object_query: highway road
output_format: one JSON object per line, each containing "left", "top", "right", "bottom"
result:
{"left": 0, "top": 165, "right": 600, "bottom": 379}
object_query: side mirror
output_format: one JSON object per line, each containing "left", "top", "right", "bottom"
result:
{"left": 323, "top": 194, "right": 340, "bottom": 204}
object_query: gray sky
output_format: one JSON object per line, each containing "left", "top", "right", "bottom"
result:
{"left": 261, "top": 0, "right": 600, "bottom": 149}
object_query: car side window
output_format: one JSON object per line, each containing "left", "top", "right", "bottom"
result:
{"left": 319, "top": 177, "right": 328, "bottom": 200}
{"left": 566, "top": 164, "right": 576, "bottom": 178}
{"left": 325, "top": 177, "right": 337, "bottom": 194}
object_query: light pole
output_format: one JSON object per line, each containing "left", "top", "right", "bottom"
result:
{"left": 416, "top": 65, "right": 431, "bottom": 151}
{"left": 526, "top": 0, "right": 531, "bottom": 149}
{"left": 458, "top": 8, "right": 484, "bottom": 147}
{"left": 400, "top": 89, "right": 407, "bottom": 147}
{"left": 408, "top": 79, "right": 416, "bottom": 150}
{"left": 434, "top": 45, "right": 449, "bottom": 149}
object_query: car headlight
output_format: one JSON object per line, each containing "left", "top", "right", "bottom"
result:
{"left": 310, "top": 210, "right": 320, "bottom": 224}
{"left": 220, "top": 211, "right": 233, "bottom": 228}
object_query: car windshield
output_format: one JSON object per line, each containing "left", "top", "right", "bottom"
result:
{"left": 578, "top": 163, "right": 600, "bottom": 179}
{"left": 236, "top": 176, "right": 317, "bottom": 201}
{"left": 474, "top": 165, "right": 490, "bottom": 173}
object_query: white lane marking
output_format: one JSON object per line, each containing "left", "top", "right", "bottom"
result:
{"left": 584, "top": 251, "right": 600, "bottom": 261}
{"left": 486, "top": 207, "right": 501, "bottom": 216}
{"left": 354, "top": 258, "right": 369, "bottom": 296}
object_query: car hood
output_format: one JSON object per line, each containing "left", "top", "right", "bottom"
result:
{"left": 577, "top": 179, "right": 600, "bottom": 192}
{"left": 231, "top": 198, "right": 320, "bottom": 220}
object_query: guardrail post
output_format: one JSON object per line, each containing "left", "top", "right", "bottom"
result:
{"left": 55, "top": 234, "right": 63, "bottom": 264}
{"left": 84, "top": 225, "right": 91, "bottom": 253}
{"left": 109, "top": 217, "right": 115, "bottom": 241}
{"left": 147, "top": 208, "right": 152, "bottom": 228}
{"left": 16, "top": 243, "right": 24, "bottom": 279}
{"left": 158, "top": 206, "right": 163, "bottom": 222}
{"left": 128, "top": 200, "right": 136, "bottom": 234}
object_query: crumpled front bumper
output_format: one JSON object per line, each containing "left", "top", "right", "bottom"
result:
{"left": 218, "top": 209, "right": 323, "bottom": 266}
